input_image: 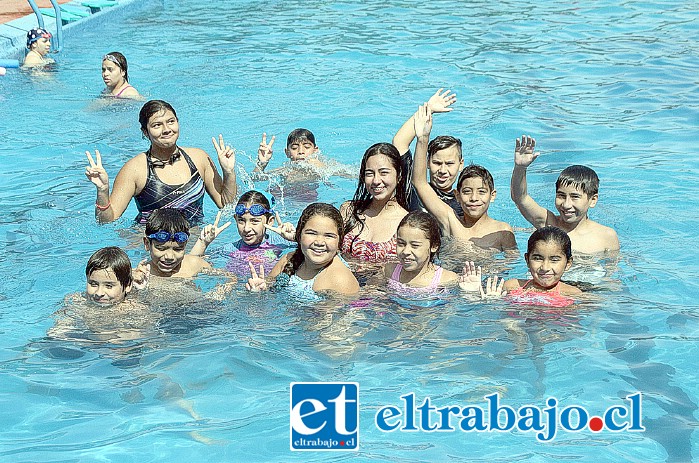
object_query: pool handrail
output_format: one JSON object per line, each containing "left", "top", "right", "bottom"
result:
{"left": 25, "top": 0, "right": 63, "bottom": 53}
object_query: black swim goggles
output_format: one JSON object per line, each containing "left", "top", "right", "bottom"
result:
{"left": 234, "top": 204, "right": 273, "bottom": 217}
{"left": 147, "top": 231, "right": 189, "bottom": 243}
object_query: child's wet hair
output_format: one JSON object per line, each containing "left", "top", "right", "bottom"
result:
{"left": 286, "top": 128, "right": 316, "bottom": 147}
{"left": 398, "top": 211, "right": 441, "bottom": 262}
{"left": 527, "top": 226, "right": 572, "bottom": 260}
{"left": 237, "top": 190, "right": 273, "bottom": 218}
{"left": 145, "top": 208, "right": 190, "bottom": 236}
{"left": 283, "top": 203, "right": 343, "bottom": 276}
{"left": 556, "top": 165, "right": 599, "bottom": 197}
{"left": 139, "top": 100, "right": 177, "bottom": 133}
{"left": 457, "top": 164, "right": 494, "bottom": 191}
{"left": 104, "top": 51, "right": 129, "bottom": 82}
{"left": 427, "top": 135, "right": 462, "bottom": 160}
{"left": 86, "top": 246, "right": 133, "bottom": 289}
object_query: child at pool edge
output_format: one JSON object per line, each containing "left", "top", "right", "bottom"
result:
{"left": 385, "top": 211, "right": 460, "bottom": 293}
{"left": 412, "top": 104, "right": 517, "bottom": 251}
{"left": 461, "top": 226, "right": 582, "bottom": 307}
{"left": 510, "top": 135, "right": 619, "bottom": 254}
{"left": 190, "top": 190, "right": 294, "bottom": 276}
{"left": 23, "top": 28, "right": 55, "bottom": 67}
{"left": 246, "top": 203, "right": 359, "bottom": 297}
{"left": 102, "top": 52, "right": 140, "bottom": 99}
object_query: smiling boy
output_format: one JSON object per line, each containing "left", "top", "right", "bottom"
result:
{"left": 510, "top": 135, "right": 619, "bottom": 254}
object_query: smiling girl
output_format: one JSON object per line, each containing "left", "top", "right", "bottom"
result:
{"left": 340, "top": 143, "right": 409, "bottom": 263}
{"left": 247, "top": 203, "right": 359, "bottom": 298}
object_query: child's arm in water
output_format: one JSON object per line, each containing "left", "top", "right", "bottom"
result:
{"left": 393, "top": 88, "right": 457, "bottom": 156}
{"left": 189, "top": 210, "right": 232, "bottom": 257}
{"left": 510, "top": 135, "right": 553, "bottom": 228}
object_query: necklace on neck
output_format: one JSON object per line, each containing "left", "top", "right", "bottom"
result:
{"left": 147, "top": 147, "right": 181, "bottom": 168}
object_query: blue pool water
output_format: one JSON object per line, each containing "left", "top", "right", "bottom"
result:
{"left": 1, "top": 0, "right": 698, "bottom": 461}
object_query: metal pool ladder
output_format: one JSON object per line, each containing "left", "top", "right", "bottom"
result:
{"left": 25, "top": 0, "right": 64, "bottom": 52}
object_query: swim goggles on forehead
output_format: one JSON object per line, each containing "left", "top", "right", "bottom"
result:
{"left": 234, "top": 204, "right": 273, "bottom": 217}
{"left": 147, "top": 231, "right": 189, "bottom": 243}
{"left": 103, "top": 54, "right": 121, "bottom": 66}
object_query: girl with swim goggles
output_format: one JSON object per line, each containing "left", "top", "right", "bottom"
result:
{"left": 189, "top": 191, "right": 293, "bottom": 277}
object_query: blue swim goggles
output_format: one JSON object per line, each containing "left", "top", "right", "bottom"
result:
{"left": 234, "top": 203, "right": 273, "bottom": 217}
{"left": 147, "top": 230, "right": 189, "bottom": 243}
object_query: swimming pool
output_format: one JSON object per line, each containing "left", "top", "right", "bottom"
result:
{"left": 0, "top": 0, "right": 697, "bottom": 461}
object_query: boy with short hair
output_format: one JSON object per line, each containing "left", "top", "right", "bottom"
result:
{"left": 393, "top": 88, "right": 463, "bottom": 216}
{"left": 413, "top": 105, "right": 516, "bottom": 251}
{"left": 143, "top": 208, "right": 212, "bottom": 278}
{"left": 253, "top": 128, "right": 324, "bottom": 173}
{"left": 510, "top": 135, "right": 619, "bottom": 254}
{"left": 84, "top": 246, "right": 134, "bottom": 305}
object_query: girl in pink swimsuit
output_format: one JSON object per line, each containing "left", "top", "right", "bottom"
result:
{"left": 102, "top": 52, "right": 140, "bottom": 99}
{"left": 385, "top": 211, "right": 459, "bottom": 296}
{"left": 340, "top": 143, "right": 409, "bottom": 263}
{"left": 462, "top": 226, "right": 582, "bottom": 307}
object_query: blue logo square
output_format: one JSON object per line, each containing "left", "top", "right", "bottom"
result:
{"left": 290, "top": 382, "right": 359, "bottom": 451}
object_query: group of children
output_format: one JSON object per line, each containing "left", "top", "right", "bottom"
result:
{"left": 75, "top": 87, "right": 620, "bottom": 319}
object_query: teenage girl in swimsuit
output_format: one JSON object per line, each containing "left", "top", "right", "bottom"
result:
{"left": 85, "top": 100, "right": 237, "bottom": 224}
{"left": 385, "top": 211, "right": 459, "bottom": 294}
{"left": 246, "top": 203, "right": 359, "bottom": 297}
{"left": 340, "top": 143, "right": 409, "bottom": 263}
{"left": 101, "top": 52, "right": 140, "bottom": 99}
{"left": 22, "top": 28, "right": 55, "bottom": 68}
{"left": 462, "top": 226, "right": 582, "bottom": 306}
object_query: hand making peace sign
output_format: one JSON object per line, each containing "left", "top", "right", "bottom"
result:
{"left": 199, "top": 209, "right": 232, "bottom": 245}
{"left": 263, "top": 211, "right": 296, "bottom": 241}
{"left": 246, "top": 263, "right": 268, "bottom": 292}
{"left": 212, "top": 134, "right": 236, "bottom": 173}
{"left": 257, "top": 132, "right": 276, "bottom": 167}
{"left": 85, "top": 150, "right": 109, "bottom": 191}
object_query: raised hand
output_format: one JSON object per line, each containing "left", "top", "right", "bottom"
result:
{"left": 481, "top": 275, "right": 505, "bottom": 299}
{"left": 132, "top": 260, "right": 151, "bottom": 290}
{"left": 427, "top": 88, "right": 457, "bottom": 114}
{"left": 85, "top": 150, "right": 109, "bottom": 191}
{"left": 246, "top": 263, "right": 268, "bottom": 292}
{"left": 264, "top": 211, "right": 296, "bottom": 241}
{"left": 514, "top": 135, "right": 539, "bottom": 167}
{"left": 199, "top": 210, "right": 232, "bottom": 245}
{"left": 413, "top": 103, "right": 433, "bottom": 139}
{"left": 212, "top": 134, "right": 236, "bottom": 173}
{"left": 458, "top": 261, "right": 482, "bottom": 292}
{"left": 257, "top": 132, "right": 276, "bottom": 167}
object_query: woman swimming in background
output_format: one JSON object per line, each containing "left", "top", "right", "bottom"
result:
{"left": 22, "top": 28, "right": 55, "bottom": 68}
{"left": 84, "top": 100, "right": 237, "bottom": 225}
{"left": 246, "top": 203, "right": 359, "bottom": 299}
{"left": 385, "top": 211, "right": 459, "bottom": 295}
{"left": 190, "top": 190, "right": 293, "bottom": 277}
{"left": 463, "top": 226, "right": 582, "bottom": 307}
{"left": 102, "top": 52, "right": 140, "bottom": 99}
{"left": 341, "top": 143, "right": 409, "bottom": 263}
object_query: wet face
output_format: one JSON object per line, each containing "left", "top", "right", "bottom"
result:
{"left": 144, "top": 109, "right": 179, "bottom": 149}
{"left": 102, "top": 59, "right": 125, "bottom": 89}
{"left": 457, "top": 177, "right": 496, "bottom": 220}
{"left": 428, "top": 145, "right": 463, "bottom": 191}
{"left": 144, "top": 237, "right": 187, "bottom": 275}
{"left": 363, "top": 154, "right": 399, "bottom": 203}
{"left": 525, "top": 240, "right": 572, "bottom": 290}
{"left": 298, "top": 215, "right": 340, "bottom": 269}
{"left": 555, "top": 184, "right": 597, "bottom": 224}
{"left": 285, "top": 139, "right": 318, "bottom": 161}
{"left": 31, "top": 37, "right": 51, "bottom": 56}
{"left": 396, "top": 225, "right": 437, "bottom": 273}
{"left": 86, "top": 268, "right": 130, "bottom": 305}
{"left": 236, "top": 212, "right": 273, "bottom": 246}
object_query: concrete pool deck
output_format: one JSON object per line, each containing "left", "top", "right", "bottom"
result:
{"left": 0, "top": 0, "right": 142, "bottom": 60}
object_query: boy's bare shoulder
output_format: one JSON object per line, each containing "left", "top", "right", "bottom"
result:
{"left": 578, "top": 220, "right": 620, "bottom": 252}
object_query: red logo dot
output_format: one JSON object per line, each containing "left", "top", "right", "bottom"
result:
{"left": 340, "top": 441, "right": 345, "bottom": 446}
{"left": 589, "top": 417, "right": 603, "bottom": 432}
